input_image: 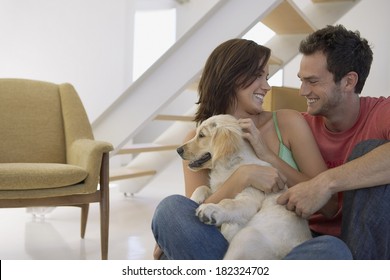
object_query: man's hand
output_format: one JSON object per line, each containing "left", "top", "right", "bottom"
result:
{"left": 277, "top": 177, "right": 333, "bottom": 219}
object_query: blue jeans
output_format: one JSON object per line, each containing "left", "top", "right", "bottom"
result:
{"left": 341, "top": 139, "right": 390, "bottom": 259}
{"left": 152, "top": 194, "right": 229, "bottom": 259}
{"left": 152, "top": 195, "right": 351, "bottom": 259}
{"left": 151, "top": 139, "right": 389, "bottom": 259}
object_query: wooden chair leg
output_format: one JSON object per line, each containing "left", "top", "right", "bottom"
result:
{"left": 100, "top": 153, "right": 110, "bottom": 260}
{"left": 80, "top": 204, "right": 89, "bottom": 238}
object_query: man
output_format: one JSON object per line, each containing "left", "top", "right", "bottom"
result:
{"left": 278, "top": 25, "right": 390, "bottom": 259}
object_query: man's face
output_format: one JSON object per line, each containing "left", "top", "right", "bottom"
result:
{"left": 298, "top": 51, "right": 342, "bottom": 117}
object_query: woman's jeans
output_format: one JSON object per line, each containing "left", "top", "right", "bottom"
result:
{"left": 151, "top": 139, "right": 390, "bottom": 259}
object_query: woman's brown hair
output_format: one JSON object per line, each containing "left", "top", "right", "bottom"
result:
{"left": 194, "top": 39, "right": 271, "bottom": 124}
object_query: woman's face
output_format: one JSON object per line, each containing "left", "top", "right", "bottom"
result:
{"left": 232, "top": 64, "right": 271, "bottom": 117}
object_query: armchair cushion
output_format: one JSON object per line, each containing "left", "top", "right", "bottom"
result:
{"left": 0, "top": 163, "right": 88, "bottom": 190}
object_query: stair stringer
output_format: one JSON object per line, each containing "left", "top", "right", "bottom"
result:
{"left": 92, "top": 0, "right": 283, "bottom": 154}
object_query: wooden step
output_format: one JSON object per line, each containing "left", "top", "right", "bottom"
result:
{"left": 269, "top": 55, "right": 283, "bottom": 66}
{"left": 117, "top": 143, "right": 180, "bottom": 155}
{"left": 187, "top": 81, "right": 199, "bottom": 92}
{"left": 261, "top": 0, "right": 314, "bottom": 34}
{"left": 155, "top": 114, "right": 194, "bottom": 122}
{"left": 109, "top": 168, "right": 157, "bottom": 181}
{"left": 312, "top": 0, "right": 353, "bottom": 2}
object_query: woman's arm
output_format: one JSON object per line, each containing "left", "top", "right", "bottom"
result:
{"left": 278, "top": 110, "right": 328, "bottom": 183}
{"left": 239, "top": 110, "right": 327, "bottom": 187}
{"left": 239, "top": 110, "right": 337, "bottom": 217}
{"left": 203, "top": 164, "right": 286, "bottom": 204}
{"left": 278, "top": 110, "right": 338, "bottom": 218}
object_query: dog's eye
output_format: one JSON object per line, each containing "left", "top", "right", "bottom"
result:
{"left": 199, "top": 131, "right": 205, "bottom": 138}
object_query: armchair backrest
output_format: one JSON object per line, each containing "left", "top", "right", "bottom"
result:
{"left": 0, "top": 79, "right": 93, "bottom": 164}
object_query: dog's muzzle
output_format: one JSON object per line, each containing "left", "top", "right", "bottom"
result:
{"left": 188, "top": 152, "right": 212, "bottom": 169}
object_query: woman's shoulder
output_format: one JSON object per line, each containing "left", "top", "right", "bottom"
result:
{"left": 274, "top": 109, "right": 311, "bottom": 136}
{"left": 274, "top": 109, "right": 305, "bottom": 122}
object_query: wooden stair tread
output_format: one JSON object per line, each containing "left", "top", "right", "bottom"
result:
{"left": 261, "top": 1, "right": 314, "bottom": 34}
{"left": 109, "top": 168, "right": 157, "bottom": 181}
{"left": 269, "top": 55, "right": 283, "bottom": 66}
{"left": 117, "top": 143, "right": 180, "bottom": 155}
{"left": 155, "top": 114, "right": 194, "bottom": 122}
{"left": 312, "top": 0, "right": 353, "bottom": 3}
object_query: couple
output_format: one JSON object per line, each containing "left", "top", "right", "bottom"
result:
{"left": 152, "top": 25, "right": 390, "bottom": 260}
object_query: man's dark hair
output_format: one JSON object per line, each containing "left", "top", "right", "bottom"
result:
{"left": 299, "top": 25, "right": 373, "bottom": 93}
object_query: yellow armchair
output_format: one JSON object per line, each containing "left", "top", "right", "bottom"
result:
{"left": 0, "top": 79, "right": 113, "bottom": 259}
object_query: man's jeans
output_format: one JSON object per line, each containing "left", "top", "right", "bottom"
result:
{"left": 341, "top": 139, "right": 390, "bottom": 259}
{"left": 152, "top": 139, "right": 389, "bottom": 259}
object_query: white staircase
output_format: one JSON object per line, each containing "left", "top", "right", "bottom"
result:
{"left": 91, "top": 0, "right": 360, "bottom": 195}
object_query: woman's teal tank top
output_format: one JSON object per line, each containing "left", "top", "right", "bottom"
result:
{"left": 272, "top": 111, "right": 299, "bottom": 170}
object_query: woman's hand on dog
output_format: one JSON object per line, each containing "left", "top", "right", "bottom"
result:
{"left": 237, "top": 164, "right": 286, "bottom": 194}
{"left": 239, "top": 118, "right": 275, "bottom": 163}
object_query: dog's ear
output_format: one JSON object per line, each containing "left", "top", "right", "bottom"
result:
{"left": 211, "top": 124, "right": 242, "bottom": 164}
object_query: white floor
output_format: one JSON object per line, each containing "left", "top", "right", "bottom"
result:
{"left": 0, "top": 158, "right": 184, "bottom": 260}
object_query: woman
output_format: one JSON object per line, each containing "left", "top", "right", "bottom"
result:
{"left": 152, "top": 39, "right": 333, "bottom": 260}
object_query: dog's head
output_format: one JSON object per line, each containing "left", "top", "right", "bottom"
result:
{"left": 177, "top": 114, "right": 243, "bottom": 171}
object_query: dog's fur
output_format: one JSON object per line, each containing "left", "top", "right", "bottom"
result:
{"left": 177, "top": 114, "right": 312, "bottom": 259}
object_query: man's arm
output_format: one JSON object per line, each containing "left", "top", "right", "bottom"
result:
{"left": 277, "top": 142, "right": 390, "bottom": 218}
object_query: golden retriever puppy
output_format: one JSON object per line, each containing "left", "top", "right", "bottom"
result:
{"left": 177, "top": 114, "right": 312, "bottom": 259}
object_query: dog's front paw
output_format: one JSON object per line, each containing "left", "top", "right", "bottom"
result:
{"left": 190, "top": 185, "right": 212, "bottom": 204}
{"left": 196, "top": 203, "right": 225, "bottom": 226}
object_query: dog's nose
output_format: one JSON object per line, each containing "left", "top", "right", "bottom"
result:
{"left": 177, "top": 146, "right": 184, "bottom": 156}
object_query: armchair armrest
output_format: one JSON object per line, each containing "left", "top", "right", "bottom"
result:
{"left": 68, "top": 139, "right": 113, "bottom": 193}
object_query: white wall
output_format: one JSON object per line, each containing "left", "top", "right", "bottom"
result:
{"left": 175, "top": 0, "right": 219, "bottom": 39}
{"left": 0, "top": 0, "right": 135, "bottom": 122}
{"left": 283, "top": 0, "right": 390, "bottom": 98}
{"left": 1, "top": 0, "right": 389, "bottom": 125}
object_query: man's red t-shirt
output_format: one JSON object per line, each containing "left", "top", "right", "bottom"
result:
{"left": 303, "top": 96, "right": 390, "bottom": 236}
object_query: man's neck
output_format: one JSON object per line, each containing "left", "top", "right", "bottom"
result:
{"left": 323, "top": 95, "right": 361, "bottom": 133}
